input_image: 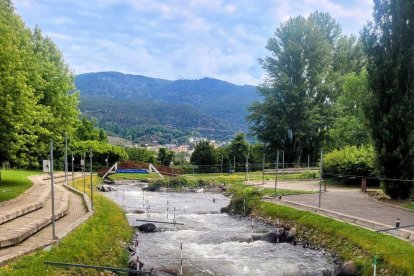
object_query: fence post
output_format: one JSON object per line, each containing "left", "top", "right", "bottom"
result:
{"left": 318, "top": 150, "right": 323, "bottom": 208}
{"left": 262, "top": 153, "right": 265, "bottom": 186}
{"left": 50, "top": 139, "right": 56, "bottom": 240}
{"left": 274, "top": 150, "right": 279, "bottom": 195}
{"left": 89, "top": 147, "right": 94, "bottom": 211}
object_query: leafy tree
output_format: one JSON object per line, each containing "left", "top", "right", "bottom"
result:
{"left": 248, "top": 143, "right": 265, "bottom": 164}
{"left": 326, "top": 70, "right": 371, "bottom": 149}
{"left": 126, "top": 147, "right": 156, "bottom": 163}
{"left": 0, "top": 3, "right": 50, "bottom": 168}
{"left": 76, "top": 117, "right": 107, "bottom": 142}
{"left": 249, "top": 12, "right": 341, "bottom": 164}
{"left": 228, "top": 133, "right": 249, "bottom": 165}
{"left": 157, "top": 148, "right": 174, "bottom": 166}
{"left": 190, "top": 141, "right": 217, "bottom": 165}
{"left": 72, "top": 140, "right": 127, "bottom": 167}
{"left": 362, "top": 0, "right": 414, "bottom": 198}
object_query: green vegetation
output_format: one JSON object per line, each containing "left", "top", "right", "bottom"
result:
{"left": 323, "top": 145, "right": 376, "bottom": 185}
{"left": 109, "top": 173, "right": 161, "bottom": 180}
{"left": 362, "top": 1, "right": 414, "bottom": 199}
{"left": 72, "top": 140, "right": 128, "bottom": 167}
{"left": 146, "top": 172, "right": 318, "bottom": 192}
{"left": 248, "top": 12, "right": 364, "bottom": 164}
{"left": 190, "top": 141, "right": 217, "bottom": 167}
{"left": 76, "top": 72, "right": 257, "bottom": 143}
{"left": 0, "top": 170, "right": 40, "bottom": 202}
{"left": 227, "top": 184, "right": 414, "bottom": 275}
{"left": 184, "top": 171, "right": 319, "bottom": 182}
{"left": 157, "top": 148, "right": 174, "bottom": 166}
{"left": 126, "top": 147, "right": 157, "bottom": 163}
{"left": 0, "top": 175, "right": 133, "bottom": 275}
{"left": 0, "top": 2, "right": 123, "bottom": 170}
{"left": 402, "top": 202, "right": 414, "bottom": 211}
{"left": 326, "top": 70, "right": 370, "bottom": 150}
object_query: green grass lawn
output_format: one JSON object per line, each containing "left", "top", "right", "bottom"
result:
{"left": 0, "top": 170, "right": 41, "bottom": 202}
{"left": 182, "top": 170, "right": 319, "bottom": 183}
{"left": 259, "top": 202, "right": 414, "bottom": 275}
{"left": 402, "top": 202, "right": 414, "bottom": 210}
{"left": 262, "top": 187, "right": 314, "bottom": 196}
{"left": 0, "top": 175, "right": 133, "bottom": 275}
{"left": 227, "top": 183, "right": 414, "bottom": 275}
{"left": 108, "top": 172, "right": 161, "bottom": 180}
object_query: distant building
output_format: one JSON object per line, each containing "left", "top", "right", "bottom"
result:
{"left": 172, "top": 145, "right": 190, "bottom": 153}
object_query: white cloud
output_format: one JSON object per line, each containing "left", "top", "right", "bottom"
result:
{"left": 14, "top": 0, "right": 373, "bottom": 85}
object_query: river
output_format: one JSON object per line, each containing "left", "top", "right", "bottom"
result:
{"left": 104, "top": 182, "right": 336, "bottom": 276}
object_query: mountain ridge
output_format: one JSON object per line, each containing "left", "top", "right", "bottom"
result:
{"left": 75, "top": 71, "right": 259, "bottom": 144}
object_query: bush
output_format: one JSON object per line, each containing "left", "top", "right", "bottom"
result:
{"left": 324, "top": 145, "right": 377, "bottom": 185}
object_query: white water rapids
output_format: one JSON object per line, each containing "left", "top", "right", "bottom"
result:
{"left": 104, "top": 182, "right": 336, "bottom": 276}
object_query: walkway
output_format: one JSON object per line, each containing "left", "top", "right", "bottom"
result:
{"left": 247, "top": 180, "right": 414, "bottom": 242}
{"left": 0, "top": 173, "right": 91, "bottom": 265}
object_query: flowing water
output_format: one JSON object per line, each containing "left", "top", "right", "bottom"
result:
{"left": 104, "top": 182, "right": 336, "bottom": 276}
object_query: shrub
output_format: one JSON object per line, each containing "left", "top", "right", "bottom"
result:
{"left": 323, "top": 145, "right": 377, "bottom": 185}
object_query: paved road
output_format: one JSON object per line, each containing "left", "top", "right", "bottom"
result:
{"left": 0, "top": 174, "right": 88, "bottom": 265}
{"left": 247, "top": 180, "right": 414, "bottom": 239}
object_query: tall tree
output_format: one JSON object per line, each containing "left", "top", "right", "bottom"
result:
{"left": 157, "top": 148, "right": 174, "bottom": 166}
{"left": 190, "top": 141, "right": 217, "bottom": 166}
{"left": 362, "top": 0, "right": 414, "bottom": 198}
{"left": 326, "top": 70, "right": 371, "bottom": 149}
{"left": 0, "top": 2, "right": 48, "bottom": 167}
{"left": 248, "top": 12, "right": 341, "bottom": 164}
{"left": 0, "top": 2, "right": 81, "bottom": 168}
{"left": 228, "top": 133, "right": 249, "bottom": 165}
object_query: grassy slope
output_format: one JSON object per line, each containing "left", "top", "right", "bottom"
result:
{"left": 0, "top": 176, "right": 133, "bottom": 275}
{"left": 227, "top": 182, "right": 414, "bottom": 275}
{"left": 258, "top": 202, "right": 414, "bottom": 275}
{"left": 402, "top": 202, "right": 414, "bottom": 211}
{"left": 108, "top": 173, "right": 161, "bottom": 180}
{"left": 183, "top": 171, "right": 319, "bottom": 182}
{"left": 0, "top": 170, "right": 41, "bottom": 202}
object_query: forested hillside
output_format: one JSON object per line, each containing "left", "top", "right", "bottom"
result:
{"left": 75, "top": 72, "right": 258, "bottom": 143}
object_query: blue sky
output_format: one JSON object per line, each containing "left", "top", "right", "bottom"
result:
{"left": 15, "top": 0, "right": 373, "bottom": 85}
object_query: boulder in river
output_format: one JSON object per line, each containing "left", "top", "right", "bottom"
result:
{"left": 251, "top": 227, "right": 297, "bottom": 243}
{"left": 97, "top": 184, "right": 116, "bottom": 192}
{"left": 337, "top": 260, "right": 357, "bottom": 276}
{"left": 149, "top": 267, "right": 176, "bottom": 276}
{"left": 137, "top": 223, "right": 156, "bottom": 233}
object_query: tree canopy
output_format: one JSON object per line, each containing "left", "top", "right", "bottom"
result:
{"left": 0, "top": 2, "right": 114, "bottom": 169}
{"left": 362, "top": 0, "right": 414, "bottom": 198}
{"left": 190, "top": 141, "right": 217, "bottom": 166}
{"left": 249, "top": 11, "right": 368, "bottom": 165}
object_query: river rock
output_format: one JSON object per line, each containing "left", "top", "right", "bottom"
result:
{"left": 338, "top": 260, "right": 357, "bottom": 276}
{"left": 97, "top": 184, "right": 116, "bottom": 192}
{"left": 132, "top": 209, "right": 145, "bottom": 214}
{"left": 284, "top": 228, "right": 296, "bottom": 243}
{"left": 128, "top": 255, "right": 144, "bottom": 276}
{"left": 103, "top": 178, "right": 114, "bottom": 184}
{"left": 138, "top": 223, "right": 156, "bottom": 233}
{"left": 149, "top": 268, "right": 176, "bottom": 276}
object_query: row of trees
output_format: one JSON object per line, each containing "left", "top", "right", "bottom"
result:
{"left": 248, "top": 2, "right": 414, "bottom": 198}
{"left": 0, "top": 1, "right": 125, "bottom": 169}
{"left": 190, "top": 133, "right": 267, "bottom": 168}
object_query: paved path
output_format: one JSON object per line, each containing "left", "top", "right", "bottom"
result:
{"left": 248, "top": 180, "right": 414, "bottom": 241}
{"left": 0, "top": 173, "right": 90, "bottom": 265}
